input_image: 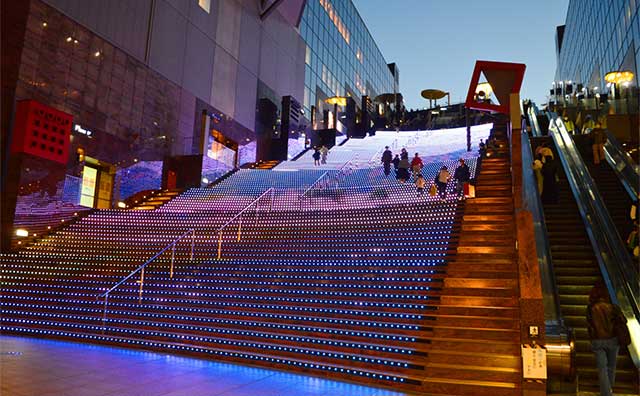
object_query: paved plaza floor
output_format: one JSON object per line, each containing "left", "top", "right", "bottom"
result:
{"left": 0, "top": 336, "right": 408, "bottom": 396}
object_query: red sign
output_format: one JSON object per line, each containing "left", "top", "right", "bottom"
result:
{"left": 10, "top": 100, "right": 72, "bottom": 164}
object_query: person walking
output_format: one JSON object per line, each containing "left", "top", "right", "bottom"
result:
{"left": 400, "top": 148, "right": 409, "bottom": 161}
{"left": 479, "top": 139, "right": 487, "bottom": 158}
{"left": 392, "top": 154, "right": 400, "bottom": 171}
{"left": 434, "top": 166, "right": 450, "bottom": 201}
{"left": 312, "top": 148, "right": 321, "bottom": 166}
{"left": 586, "top": 282, "right": 628, "bottom": 396}
{"left": 320, "top": 145, "right": 329, "bottom": 164}
{"left": 397, "top": 156, "right": 410, "bottom": 183}
{"left": 415, "top": 174, "right": 426, "bottom": 197}
{"left": 410, "top": 153, "right": 423, "bottom": 179}
{"left": 381, "top": 146, "right": 393, "bottom": 176}
{"left": 453, "top": 158, "right": 471, "bottom": 200}
{"left": 590, "top": 124, "right": 607, "bottom": 165}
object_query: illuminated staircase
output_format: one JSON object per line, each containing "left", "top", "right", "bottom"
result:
{"left": 2, "top": 127, "right": 529, "bottom": 395}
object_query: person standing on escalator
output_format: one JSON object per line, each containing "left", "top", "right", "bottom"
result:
{"left": 590, "top": 124, "right": 607, "bottom": 165}
{"left": 541, "top": 155, "right": 558, "bottom": 204}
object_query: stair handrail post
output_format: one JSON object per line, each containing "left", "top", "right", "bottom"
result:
{"left": 190, "top": 229, "right": 195, "bottom": 262}
{"left": 299, "top": 172, "right": 328, "bottom": 200}
{"left": 138, "top": 266, "right": 145, "bottom": 304}
{"left": 269, "top": 188, "right": 274, "bottom": 212}
{"left": 169, "top": 242, "right": 175, "bottom": 279}
{"left": 217, "top": 230, "right": 222, "bottom": 260}
{"left": 215, "top": 188, "right": 274, "bottom": 259}
{"left": 96, "top": 227, "right": 195, "bottom": 327}
{"left": 101, "top": 294, "right": 108, "bottom": 334}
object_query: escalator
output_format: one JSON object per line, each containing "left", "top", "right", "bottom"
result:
{"left": 571, "top": 133, "right": 638, "bottom": 243}
{"left": 524, "top": 105, "right": 639, "bottom": 393}
{"left": 531, "top": 135, "right": 638, "bottom": 393}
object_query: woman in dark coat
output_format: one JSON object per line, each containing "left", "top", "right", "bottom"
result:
{"left": 541, "top": 155, "right": 559, "bottom": 204}
{"left": 397, "top": 157, "right": 410, "bottom": 183}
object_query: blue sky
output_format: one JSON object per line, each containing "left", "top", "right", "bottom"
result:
{"left": 352, "top": 0, "right": 570, "bottom": 110}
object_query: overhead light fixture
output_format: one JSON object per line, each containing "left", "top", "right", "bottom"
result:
{"left": 15, "top": 229, "right": 28, "bottom": 237}
{"left": 325, "top": 96, "right": 347, "bottom": 106}
{"left": 42, "top": 22, "right": 48, "bottom": 27}
{"left": 94, "top": 51, "right": 101, "bottom": 57}
{"left": 66, "top": 36, "right": 73, "bottom": 42}
{"left": 117, "top": 202, "right": 127, "bottom": 208}
{"left": 604, "top": 70, "right": 634, "bottom": 84}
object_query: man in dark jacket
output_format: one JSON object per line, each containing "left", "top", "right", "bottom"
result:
{"left": 586, "top": 282, "right": 626, "bottom": 396}
{"left": 590, "top": 124, "right": 608, "bottom": 165}
{"left": 381, "top": 146, "right": 393, "bottom": 176}
{"left": 453, "top": 159, "right": 470, "bottom": 200}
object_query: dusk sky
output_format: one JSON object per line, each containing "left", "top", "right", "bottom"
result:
{"left": 353, "top": 0, "right": 570, "bottom": 110}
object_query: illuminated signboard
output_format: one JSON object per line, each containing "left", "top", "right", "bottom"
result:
{"left": 74, "top": 124, "right": 93, "bottom": 137}
{"left": 80, "top": 166, "right": 97, "bottom": 207}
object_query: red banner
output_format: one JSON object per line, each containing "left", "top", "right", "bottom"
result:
{"left": 10, "top": 100, "right": 72, "bottom": 164}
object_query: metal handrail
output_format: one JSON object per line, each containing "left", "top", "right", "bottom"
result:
{"left": 603, "top": 129, "right": 639, "bottom": 200}
{"left": 521, "top": 130, "right": 565, "bottom": 330}
{"left": 215, "top": 188, "right": 274, "bottom": 259}
{"left": 299, "top": 172, "right": 328, "bottom": 199}
{"left": 527, "top": 105, "right": 543, "bottom": 137}
{"left": 548, "top": 112, "right": 640, "bottom": 367}
{"left": 328, "top": 159, "right": 354, "bottom": 186}
{"left": 96, "top": 228, "right": 195, "bottom": 331}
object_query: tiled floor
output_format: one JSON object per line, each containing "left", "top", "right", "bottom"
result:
{"left": 0, "top": 336, "right": 409, "bottom": 396}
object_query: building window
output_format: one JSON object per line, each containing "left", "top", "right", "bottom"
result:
{"left": 318, "top": 0, "right": 350, "bottom": 44}
{"left": 198, "top": 0, "right": 210, "bottom": 13}
{"left": 305, "top": 45, "right": 312, "bottom": 65}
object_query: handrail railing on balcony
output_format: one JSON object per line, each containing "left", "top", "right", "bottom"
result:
{"left": 215, "top": 188, "right": 274, "bottom": 259}
{"left": 96, "top": 228, "right": 195, "bottom": 332}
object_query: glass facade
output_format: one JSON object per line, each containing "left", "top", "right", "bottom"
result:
{"left": 556, "top": 0, "right": 640, "bottom": 90}
{"left": 299, "top": 0, "right": 395, "bottom": 116}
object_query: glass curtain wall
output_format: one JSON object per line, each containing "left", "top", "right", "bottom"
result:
{"left": 299, "top": 0, "right": 395, "bottom": 118}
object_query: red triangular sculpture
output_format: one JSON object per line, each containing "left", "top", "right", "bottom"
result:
{"left": 465, "top": 60, "right": 526, "bottom": 114}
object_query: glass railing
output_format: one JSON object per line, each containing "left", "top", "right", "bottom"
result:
{"left": 521, "top": 130, "right": 565, "bottom": 330}
{"left": 603, "top": 129, "right": 639, "bottom": 199}
{"left": 548, "top": 111, "right": 640, "bottom": 368}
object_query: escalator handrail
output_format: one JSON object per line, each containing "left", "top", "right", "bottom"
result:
{"left": 521, "top": 130, "right": 565, "bottom": 330}
{"left": 547, "top": 111, "right": 640, "bottom": 368}
{"left": 528, "top": 105, "right": 543, "bottom": 137}
{"left": 603, "top": 129, "right": 639, "bottom": 200}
